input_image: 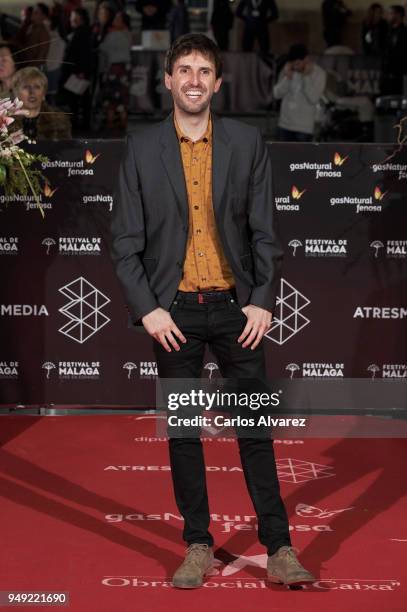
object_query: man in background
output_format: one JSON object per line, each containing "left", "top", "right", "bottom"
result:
{"left": 236, "top": 0, "right": 279, "bottom": 55}
{"left": 273, "top": 43, "right": 326, "bottom": 142}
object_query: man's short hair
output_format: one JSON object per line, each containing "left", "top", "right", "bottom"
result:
{"left": 288, "top": 43, "right": 308, "bottom": 62}
{"left": 73, "top": 7, "right": 90, "bottom": 27}
{"left": 36, "top": 2, "right": 50, "bottom": 17}
{"left": 165, "top": 33, "right": 223, "bottom": 79}
{"left": 12, "top": 67, "right": 48, "bottom": 94}
{"left": 390, "top": 5, "right": 405, "bottom": 18}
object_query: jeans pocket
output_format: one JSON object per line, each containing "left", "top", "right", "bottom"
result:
{"left": 169, "top": 299, "right": 179, "bottom": 317}
{"left": 228, "top": 298, "right": 247, "bottom": 318}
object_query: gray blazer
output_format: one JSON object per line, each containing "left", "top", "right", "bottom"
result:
{"left": 110, "top": 112, "right": 283, "bottom": 325}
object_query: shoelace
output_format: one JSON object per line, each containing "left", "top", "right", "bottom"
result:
{"left": 279, "top": 546, "right": 302, "bottom": 568}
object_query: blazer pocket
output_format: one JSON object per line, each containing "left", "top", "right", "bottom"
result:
{"left": 240, "top": 253, "right": 254, "bottom": 272}
{"left": 142, "top": 257, "right": 157, "bottom": 279}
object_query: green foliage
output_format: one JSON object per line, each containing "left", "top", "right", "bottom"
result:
{"left": 0, "top": 151, "right": 48, "bottom": 198}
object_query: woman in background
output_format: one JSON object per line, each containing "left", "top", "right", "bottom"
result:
{"left": 59, "top": 7, "right": 92, "bottom": 132}
{"left": 0, "top": 44, "right": 16, "bottom": 98}
{"left": 12, "top": 66, "right": 71, "bottom": 139}
{"left": 44, "top": 13, "right": 67, "bottom": 105}
{"left": 98, "top": 10, "right": 132, "bottom": 131}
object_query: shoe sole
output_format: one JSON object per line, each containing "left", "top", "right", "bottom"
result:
{"left": 172, "top": 565, "right": 214, "bottom": 589}
{"left": 267, "top": 574, "right": 315, "bottom": 586}
{"left": 267, "top": 575, "right": 316, "bottom": 586}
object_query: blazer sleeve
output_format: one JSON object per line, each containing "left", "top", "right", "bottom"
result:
{"left": 110, "top": 134, "right": 160, "bottom": 324}
{"left": 247, "top": 129, "right": 284, "bottom": 312}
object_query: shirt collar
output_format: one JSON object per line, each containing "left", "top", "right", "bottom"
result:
{"left": 174, "top": 113, "right": 212, "bottom": 144}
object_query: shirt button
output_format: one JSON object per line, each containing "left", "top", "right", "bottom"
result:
{"left": 196, "top": 229, "right": 201, "bottom": 234}
{"left": 198, "top": 252, "right": 204, "bottom": 257}
{"left": 201, "top": 277, "right": 206, "bottom": 281}
{"left": 194, "top": 205, "right": 199, "bottom": 210}
{"left": 193, "top": 180, "right": 198, "bottom": 185}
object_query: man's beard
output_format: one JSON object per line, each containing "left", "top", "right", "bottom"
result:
{"left": 172, "top": 88, "right": 212, "bottom": 115}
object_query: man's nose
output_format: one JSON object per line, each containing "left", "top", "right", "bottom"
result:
{"left": 189, "top": 72, "right": 201, "bottom": 86}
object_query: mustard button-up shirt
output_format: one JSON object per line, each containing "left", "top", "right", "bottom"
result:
{"left": 174, "top": 115, "right": 235, "bottom": 292}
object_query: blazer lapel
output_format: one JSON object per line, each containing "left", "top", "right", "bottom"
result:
{"left": 159, "top": 113, "right": 188, "bottom": 224}
{"left": 212, "top": 113, "right": 232, "bottom": 214}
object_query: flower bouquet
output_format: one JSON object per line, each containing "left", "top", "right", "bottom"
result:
{"left": 0, "top": 97, "right": 47, "bottom": 217}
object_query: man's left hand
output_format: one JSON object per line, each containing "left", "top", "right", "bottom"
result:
{"left": 303, "top": 59, "right": 313, "bottom": 75}
{"left": 238, "top": 305, "right": 272, "bottom": 350}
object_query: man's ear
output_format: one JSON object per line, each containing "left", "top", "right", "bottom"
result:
{"left": 164, "top": 72, "right": 172, "bottom": 91}
{"left": 214, "top": 77, "right": 222, "bottom": 94}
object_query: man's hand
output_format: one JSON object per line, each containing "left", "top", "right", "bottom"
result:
{"left": 142, "top": 307, "right": 186, "bottom": 352}
{"left": 303, "top": 58, "right": 313, "bottom": 75}
{"left": 238, "top": 305, "right": 272, "bottom": 350}
{"left": 283, "top": 61, "right": 293, "bottom": 79}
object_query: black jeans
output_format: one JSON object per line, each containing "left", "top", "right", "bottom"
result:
{"left": 153, "top": 290, "right": 291, "bottom": 556}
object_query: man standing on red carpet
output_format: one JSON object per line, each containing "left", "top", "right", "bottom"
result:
{"left": 110, "top": 33, "right": 315, "bottom": 589}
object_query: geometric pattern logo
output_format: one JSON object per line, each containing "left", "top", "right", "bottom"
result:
{"left": 276, "top": 458, "right": 335, "bottom": 483}
{"left": 58, "top": 276, "right": 110, "bottom": 344}
{"left": 265, "top": 278, "right": 310, "bottom": 345}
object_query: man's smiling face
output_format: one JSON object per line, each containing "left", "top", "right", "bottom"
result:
{"left": 165, "top": 51, "right": 222, "bottom": 115}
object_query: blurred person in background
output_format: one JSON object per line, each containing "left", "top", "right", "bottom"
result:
{"left": 210, "top": 0, "right": 234, "bottom": 51}
{"left": 321, "top": 0, "right": 352, "bottom": 47}
{"left": 382, "top": 4, "right": 407, "bottom": 94}
{"left": 51, "top": 0, "right": 82, "bottom": 34}
{"left": 91, "top": 2, "right": 116, "bottom": 97}
{"left": 98, "top": 10, "right": 132, "bottom": 131}
{"left": 5, "top": 6, "right": 33, "bottom": 56}
{"left": 44, "top": 13, "right": 67, "bottom": 104}
{"left": 362, "top": 3, "right": 388, "bottom": 56}
{"left": 135, "top": 0, "right": 172, "bottom": 31}
{"left": 236, "top": 0, "right": 279, "bottom": 56}
{"left": 12, "top": 66, "right": 71, "bottom": 138}
{"left": 273, "top": 43, "right": 326, "bottom": 142}
{"left": 167, "top": 0, "right": 190, "bottom": 44}
{"left": 58, "top": 7, "right": 92, "bottom": 131}
{"left": 0, "top": 44, "right": 17, "bottom": 98}
{"left": 0, "top": 12, "right": 20, "bottom": 42}
{"left": 16, "top": 3, "right": 51, "bottom": 68}
{"left": 92, "top": 1, "right": 115, "bottom": 47}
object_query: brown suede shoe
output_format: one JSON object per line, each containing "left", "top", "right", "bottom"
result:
{"left": 172, "top": 543, "right": 214, "bottom": 589}
{"left": 267, "top": 546, "right": 315, "bottom": 585}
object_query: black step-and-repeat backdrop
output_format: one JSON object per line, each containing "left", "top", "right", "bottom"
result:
{"left": 0, "top": 140, "right": 406, "bottom": 406}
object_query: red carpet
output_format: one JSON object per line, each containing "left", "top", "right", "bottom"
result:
{"left": 0, "top": 415, "right": 406, "bottom": 611}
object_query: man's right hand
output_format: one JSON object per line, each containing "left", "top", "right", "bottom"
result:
{"left": 142, "top": 307, "right": 186, "bottom": 352}
{"left": 283, "top": 62, "right": 293, "bottom": 79}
